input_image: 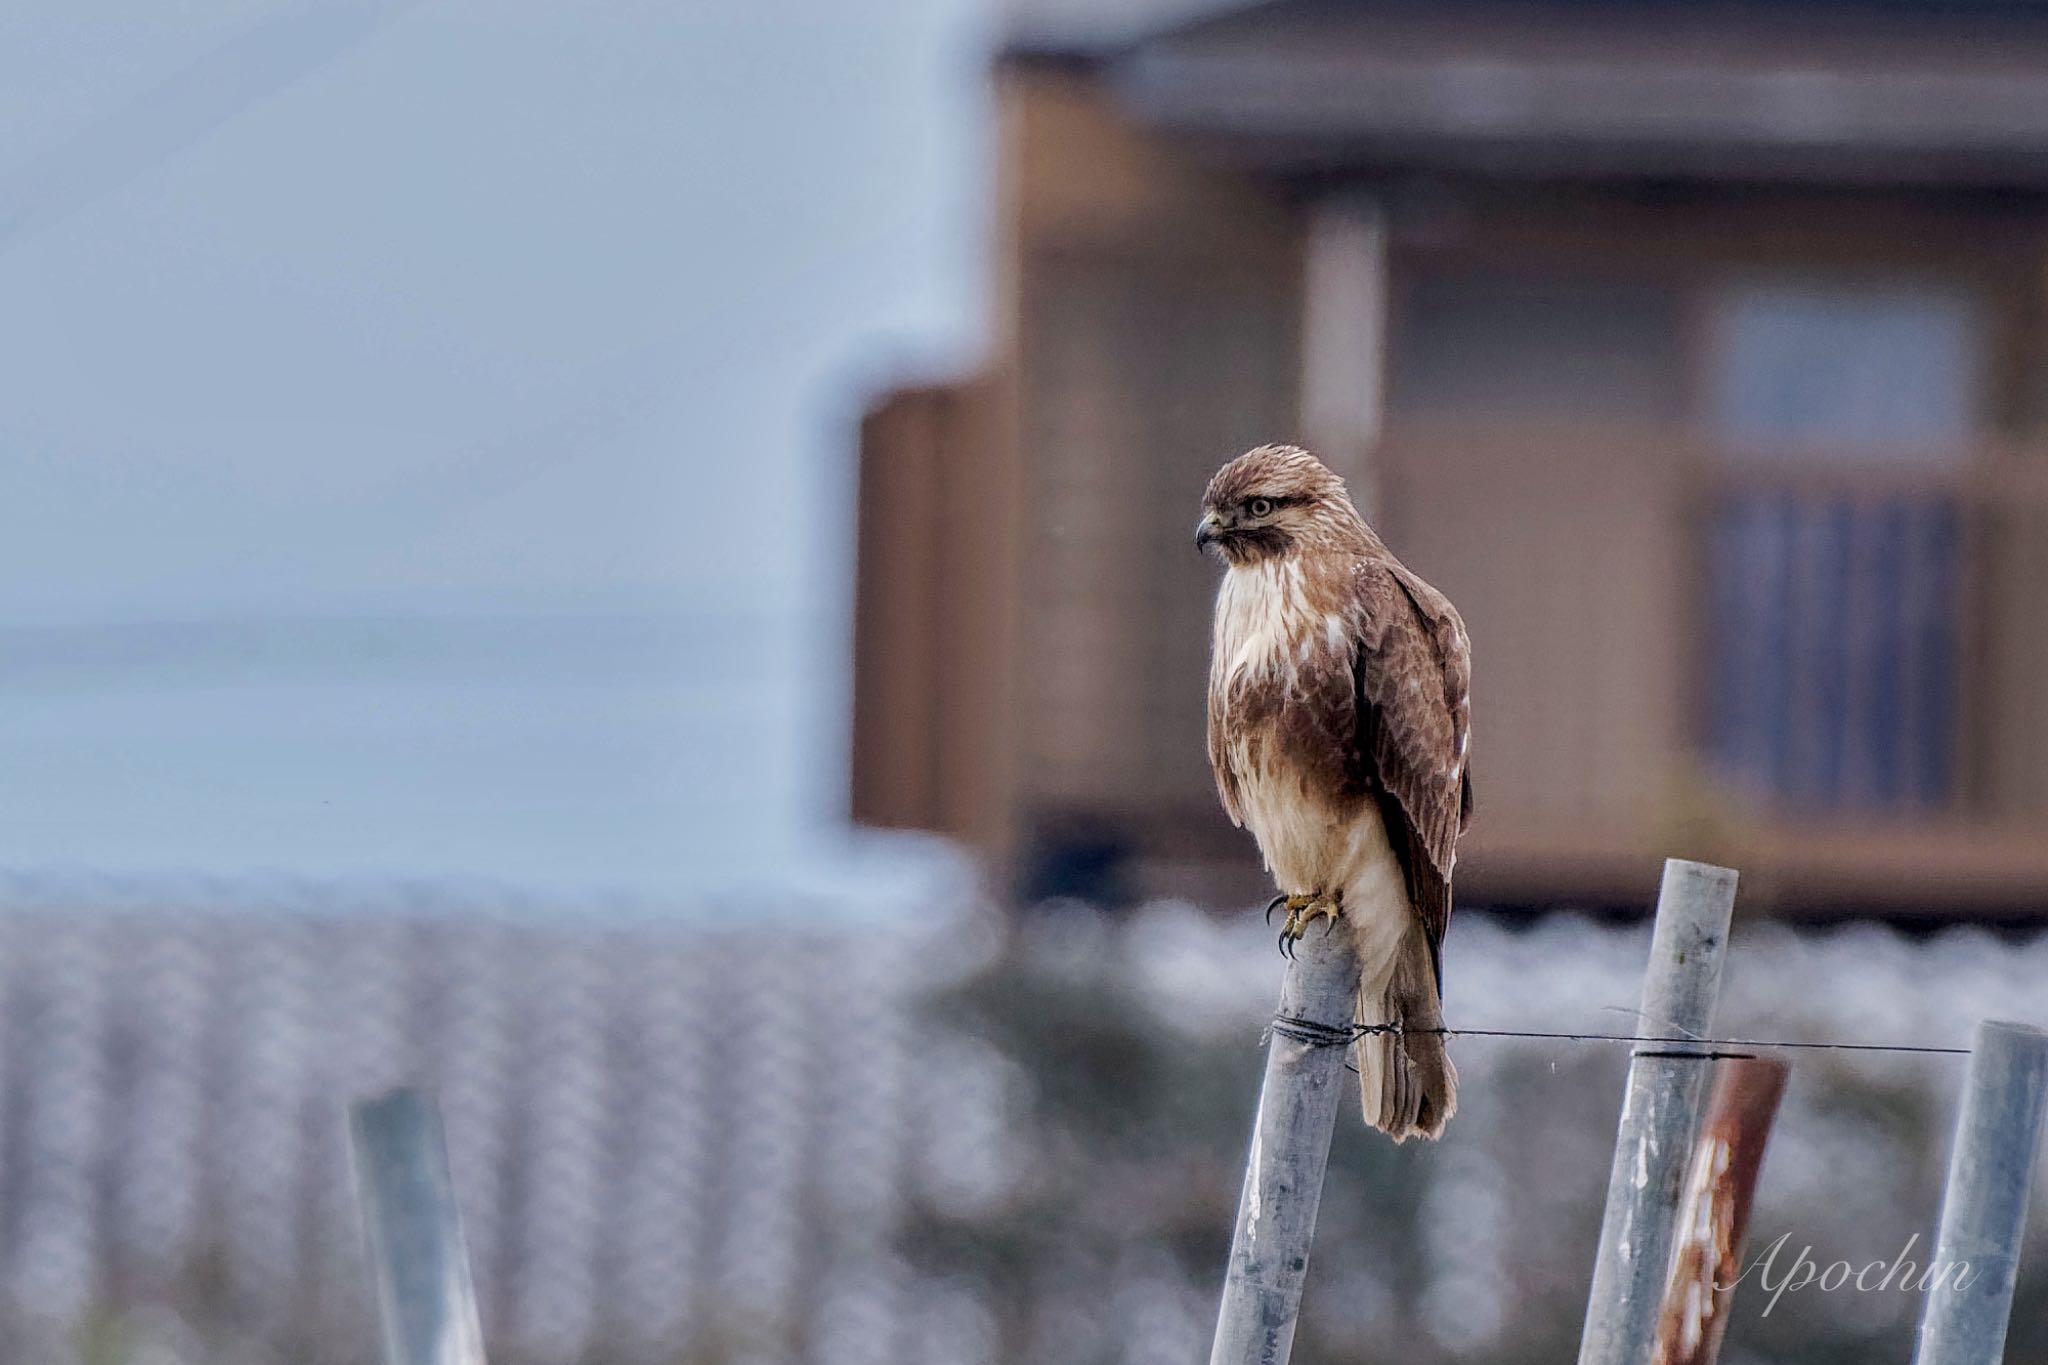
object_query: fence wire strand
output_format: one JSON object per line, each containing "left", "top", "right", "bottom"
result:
{"left": 1275, "top": 1016, "right": 1974, "bottom": 1056}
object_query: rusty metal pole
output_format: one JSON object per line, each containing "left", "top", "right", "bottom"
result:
{"left": 1652, "top": 1056, "right": 1790, "bottom": 1365}
{"left": 1578, "top": 858, "right": 1739, "bottom": 1365}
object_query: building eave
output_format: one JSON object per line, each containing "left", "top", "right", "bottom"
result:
{"left": 1107, "top": 2, "right": 2048, "bottom": 188}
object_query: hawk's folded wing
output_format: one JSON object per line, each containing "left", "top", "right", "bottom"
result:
{"left": 1349, "top": 561, "right": 1473, "bottom": 986}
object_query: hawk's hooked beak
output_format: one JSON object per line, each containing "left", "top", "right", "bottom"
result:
{"left": 1195, "top": 509, "right": 1225, "bottom": 553}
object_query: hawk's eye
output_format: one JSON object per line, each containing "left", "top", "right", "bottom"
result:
{"left": 1247, "top": 497, "right": 1274, "bottom": 518}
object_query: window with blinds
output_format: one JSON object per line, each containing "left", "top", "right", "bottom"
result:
{"left": 1703, "top": 281, "right": 1984, "bottom": 813}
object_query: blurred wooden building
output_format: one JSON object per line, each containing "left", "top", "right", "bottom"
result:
{"left": 852, "top": 0, "right": 2048, "bottom": 916}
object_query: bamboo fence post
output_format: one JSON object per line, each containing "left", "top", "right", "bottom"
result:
{"left": 1208, "top": 918, "right": 1362, "bottom": 1365}
{"left": 349, "top": 1087, "right": 490, "bottom": 1365}
{"left": 1651, "top": 1056, "right": 1789, "bottom": 1365}
{"left": 1911, "top": 1019, "right": 2048, "bottom": 1365}
{"left": 1578, "top": 858, "right": 1739, "bottom": 1365}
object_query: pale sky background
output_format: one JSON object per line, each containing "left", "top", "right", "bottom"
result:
{"left": 0, "top": 0, "right": 991, "bottom": 900}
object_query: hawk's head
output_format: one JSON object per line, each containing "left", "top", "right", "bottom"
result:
{"left": 1197, "top": 444, "right": 1362, "bottom": 567}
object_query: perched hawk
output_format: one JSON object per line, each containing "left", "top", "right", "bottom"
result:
{"left": 1198, "top": 445, "right": 1472, "bottom": 1141}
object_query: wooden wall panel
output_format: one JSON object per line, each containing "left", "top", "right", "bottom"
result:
{"left": 1973, "top": 478, "right": 2048, "bottom": 819}
{"left": 1376, "top": 423, "right": 1687, "bottom": 873}
{"left": 850, "top": 381, "right": 999, "bottom": 839}
{"left": 1014, "top": 254, "right": 1301, "bottom": 817}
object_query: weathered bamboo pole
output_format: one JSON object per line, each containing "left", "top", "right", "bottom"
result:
{"left": 1208, "top": 920, "right": 1362, "bottom": 1365}
{"left": 1577, "top": 858, "right": 1739, "bottom": 1365}
{"left": 1652, "top": 1056, "right": 1789, "bottom": 1365}
{"left": 349, "top": 1087, "right": 490, "bottom": 1365}
{"left": 1911, "top": 1019, "right": 2048, "bottom": 1365}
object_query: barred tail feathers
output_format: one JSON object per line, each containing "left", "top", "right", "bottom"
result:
{"left": 1353, "top": 920, "right": 1457, "bottom": 1142}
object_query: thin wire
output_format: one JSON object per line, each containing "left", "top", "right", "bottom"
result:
{"left": 1443, "top": 1026, "right": 1971, "bottom": 1056}
{"left": 1273, "top": 1016, "right": 1972, "bottom": 1056}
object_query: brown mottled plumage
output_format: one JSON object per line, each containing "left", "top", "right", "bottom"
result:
{"left": 1198, "top": 444, "right": 1472, "bottom": 1141}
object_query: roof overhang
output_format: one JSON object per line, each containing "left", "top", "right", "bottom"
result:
{"left": 1107, "top": 2, "right": 2048, "bottom": 189}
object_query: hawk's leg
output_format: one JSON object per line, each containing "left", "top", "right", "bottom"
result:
{"left": 1266, "top": 891, "right": 1343, "bottom": 957}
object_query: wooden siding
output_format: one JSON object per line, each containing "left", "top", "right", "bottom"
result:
{"left": 988, "top": 67, "right": 1308, "bottom": 891}
{"left": 1979, "top": 483, "right": 2048, "bottom": 819}
{"left": 1014, "top": 253, "right": 1301, "bottom": 815}
{"left": 850, "top": 380, "right": 1003, "bottom": 842}
{"left": 1376, "top": 421, "right": 1688, "bottom": 895}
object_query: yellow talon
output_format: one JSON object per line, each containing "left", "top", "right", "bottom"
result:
{"left": 1272, "top": 892, "right": 1343, "bottom": 956}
